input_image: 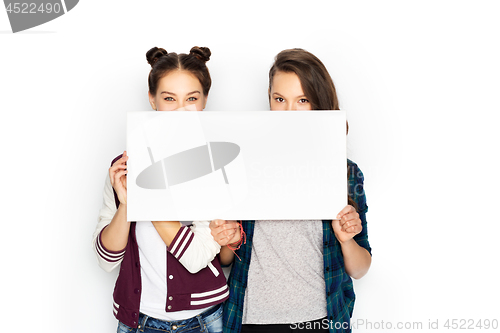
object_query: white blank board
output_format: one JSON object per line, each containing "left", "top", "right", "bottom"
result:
{"left": 127, "top": 111, "right": 347, "bottom": 221}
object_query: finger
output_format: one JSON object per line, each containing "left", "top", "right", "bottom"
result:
{"left": 115, "top": 169, "right": 128, "bottom": 178}
{"left": 336, "top": 205, "right": 355, "bottom": 220}
{"left": 209, "top": 220, "right": 224, "bottom": 230}
{"left": 109, "top": 164, "right": 128, "bottom": 178}
{"left": 112, "top": 153, "right": 128, "bottom": 167}
{"left": 216, "top": 233, "right": 234, "bottom": 245}
{"left": 340, "top": 212, "right": 359, "bottom": 224}
{"left": 212, "top": 219, "right": 227, "bottom": 227}
{"left": 225, "top": 231, "right": 237, "bottom": 240}
{"left": 111, "top": 159, "right": 128, "bottom": 169}
{"left": 342, "top": 220, "right": 361, "bottom": 232}
{"left": 209, "top": 220, "right": 216, "bottom": 230}
{"left": 331, "top": 219, "right": 341, "bottom": 232}
{"left": 221, "top": 228, "right": 236, "bottom": 238}
{"left": 339, "top": 215, "right": 352, "bottom": 227}
{"left": 120, "top": 151, "right": 128, "bottom": 165}
{"left": 221, "top": 236, "right": 234, "bottom": 246}
{"left": 210, "top": 220, "right": 222, "bottom": 231}
{"left": 114, "top": 170, "right": 128, "bottom": 186}
{"left": 111, "top": 167, "right": 127, "bottom": 178}
{"left": 346, "top": 225, "right": 362, "bottom": 234}
{"left": 109, "top": 165, "right": 120, "bottom": 185}
{"left": 222, "top": 223, "right": 239, "bottom": 231}
{"left": 213, "top": 227, "right": 231, "bottom": 238}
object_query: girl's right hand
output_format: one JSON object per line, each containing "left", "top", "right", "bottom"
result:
{"left": 109, "top": 151, "right": 128, "bottom": 205}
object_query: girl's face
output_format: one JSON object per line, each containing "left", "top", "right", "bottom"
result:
{"left": 149, "top": 70, "right": 207, "bottom": 111}
{"left": 269, "top": 71, "right": 312, "bottom": 111}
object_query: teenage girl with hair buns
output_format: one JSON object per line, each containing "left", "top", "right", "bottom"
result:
{"left": 211, "top": 48, "right": 372, "bottom": 333}
{"left": 93, "top": 46, "right": 240, "bottom": 333}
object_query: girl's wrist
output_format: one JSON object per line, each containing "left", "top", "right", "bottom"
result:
{"left": 339, "top": 237, "right": 355, "bottom": 248}
{"left": 226, "top": 221, "right": 246, "bottom": 261}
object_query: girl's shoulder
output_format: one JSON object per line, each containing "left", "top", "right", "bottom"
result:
{"left": 347, "top": 158, "right": 365, "bottom": 182}
{"left": 347, "top": 159, "right": 368, "bottom": 212}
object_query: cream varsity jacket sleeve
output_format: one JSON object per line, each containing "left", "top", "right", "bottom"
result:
{"left": 92, "top": 174, "right": 221, "bottom": 274}
{"left": 92, "top": 173, "right": 124, "bottom": 273}
{"left": 167, "top": 222, "right": 221, "bottom": 274}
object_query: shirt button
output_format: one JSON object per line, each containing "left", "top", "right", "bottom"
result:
{"left": 167, "top": 305, "right": 172, "bottom": 310}
{"left": 134, "top": 288, "right": 140, "bottom": 294}
{"left": 133, "top": 312, "right": 137, "bottom": 317}
{"left": 169, "top": 296, "right": 173, "bottom": 301}
{"left": 169, "top": 275, "right": 174, "bottom": 280}
{"left": 135, "top": 262, "right": 139, "bottom": 268}
{"left": 132, "top": 321, "right": 137, "bottom": 326}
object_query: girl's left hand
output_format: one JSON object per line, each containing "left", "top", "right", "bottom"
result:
{"left": 210, "top": 220, "right": 240, "bottom": 246}
{"left": 331, "top": 205, "right": 362, "bottom": 244}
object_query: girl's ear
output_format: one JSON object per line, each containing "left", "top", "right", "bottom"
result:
{"left": 202, "top": 94, "right": 208, "bottom": 110}
{"left": 148, "top": 91, "right": 156, "bottom": 110}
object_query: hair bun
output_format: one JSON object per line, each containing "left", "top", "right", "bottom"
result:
{"left": 146, "top": 47, "right": 168, "bottom": 67}
{"left": 189, "top": 46, "right": 211, "bottom": 62}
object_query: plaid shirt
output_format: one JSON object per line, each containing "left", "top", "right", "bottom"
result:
{"left": 223, "top": 159, "right": 372, "bottom": 333}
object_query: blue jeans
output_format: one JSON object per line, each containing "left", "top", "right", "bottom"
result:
{"left": 117, "top": 303, "right": 223, "bottom": 333}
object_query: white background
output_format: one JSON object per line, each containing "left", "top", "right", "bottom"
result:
{"left": 1, "top": 1, "right": 499, "bottom": 332}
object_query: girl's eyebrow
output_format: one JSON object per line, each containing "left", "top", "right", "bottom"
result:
{"left": 160, "top": 91, "right": 200, "bottom": 95}
{"left": 273, "top": 92, "right": 308, "bottom": 99}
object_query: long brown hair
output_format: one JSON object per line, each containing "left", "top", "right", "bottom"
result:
{"left": 146, "top": 46, "right": 212, "bottom": 96}
{"left": 269, "top": 48, "right": 357, "bottom": 211}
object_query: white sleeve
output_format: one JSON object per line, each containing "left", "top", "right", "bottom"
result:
{"left": 91, "top": 173, "right": 125, "bottom": 273}
{"left": 167, "top": 220, "right": 221, "bottom": 274}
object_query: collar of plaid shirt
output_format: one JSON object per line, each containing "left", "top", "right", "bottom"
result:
{"left": 222, "top": 159, "right": 372, "bottom": 333}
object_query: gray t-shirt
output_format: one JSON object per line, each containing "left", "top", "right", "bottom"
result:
{"left": 242, "top": 220, "right": 327, "bottom": 324}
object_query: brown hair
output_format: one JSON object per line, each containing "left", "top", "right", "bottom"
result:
{"left": 269, "top": 48, "right": 357, "bottom": 211}
{"left": 269, "top": 48, "right": 339, "bottom": 110}
{"left": 146, "top": 46, "right": 212, "bottom": 96}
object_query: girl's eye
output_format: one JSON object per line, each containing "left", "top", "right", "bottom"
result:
{"left": 164, "top": 97, "right": 175, "bottom": 101}
{"left": 299, "top": 98, "right": 309, "bottom": 103}
{"left": 188, "top": 97, "right": 198, "bottom": 102}
{"left": 275, "top": 97, "right": 285, "bottom": 103}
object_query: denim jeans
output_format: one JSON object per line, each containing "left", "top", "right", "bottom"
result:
{"left": 117, "top": 303, "right": 223, "bottom": 333}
